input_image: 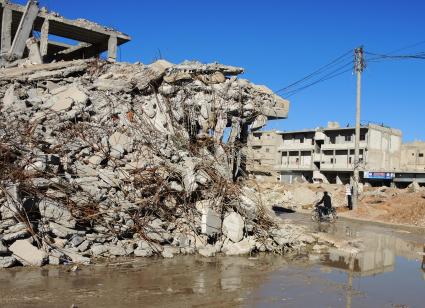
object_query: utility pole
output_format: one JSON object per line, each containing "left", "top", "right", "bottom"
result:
{"left": 352, "top": 46, "right": 365, "bottom": 210}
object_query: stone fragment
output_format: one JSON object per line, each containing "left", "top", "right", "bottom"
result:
{"left": 70, "top": 235, "right": 85, "bottom": 247}
{"left": 222, "top": 212, "right": 244, "bottom": 243}
{"left": 2, "top": 85, "right": 17, "bottom": 109}
{"left": 161, "top": 246, "right": 177, "bottom": 258}
{"left": 50, "top": 85, "right": 88, "bottom": 112}
{"left": 9, "top": 240, "right": 47, "bottom": 266}
{"left": 0, "top": 256, "right": 17, "bottom": 268}
{"left": 201, "top": 208, "right": 221, "bottom": 236}
{"left": 134, "top": 240, "right": 155, "bottom": 257}
{"left": 198, "top": 245, "right": 216, "bottom": 257}
{"left": 109, "top": 131, "right": 132, "bottom": 157}
{"left": 90, "top": 244, "right": 109, "bottom": 257}
{"left": 2, "top": 229, "right": 29, "bottom": 242}
{"left": 222, "top": 237, "right": 255, "bottom": 256}
{"left": 77, "top": 240, "right": 91, "bottom": 252}
{"left": 49, "top": 222, "right": 82, "bottom": 238}
{"left": 49, "top": 255, "right": 61, "bottom": 265}
{"left": 39, "top": 199, "right": 76, "bottom": 228}
{"left": 408, "top": 181, "right": 420, "bottom": 193}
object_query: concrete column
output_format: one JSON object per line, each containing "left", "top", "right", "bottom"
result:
{"left": 108, "top": 35, "right": 117, "bottom": 61}
{"left": 9, "top": 0, "right": 39, "bottom": 60}
{"left": 26, "top": 37, "right": 42, "bottom": 64}
{"left": 40, "top": 18, "right": 49, "bottom": 58}
{"left": 1, "top": 6, "right": 12, "bottom": 56}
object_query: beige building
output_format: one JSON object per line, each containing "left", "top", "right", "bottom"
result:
{"left": 248, "top": 122, "right": 425, "bottom": 186}
{"left": 400, "top": 142, "right": 425, "bottom": 171}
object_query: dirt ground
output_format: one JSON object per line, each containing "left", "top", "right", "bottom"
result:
{"left": 344, "top": 186, "right": 425, "bottom": 228}
{"left": 250, "top": 180, "right": 425, "bottom": 229}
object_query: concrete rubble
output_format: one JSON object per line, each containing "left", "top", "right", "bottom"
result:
{"left": 0, "top": 57, "right": 317, "bottom": 269}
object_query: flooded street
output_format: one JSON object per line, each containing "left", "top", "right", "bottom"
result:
{"left": 1, "top": 213, "right": 424, "bottom": 308}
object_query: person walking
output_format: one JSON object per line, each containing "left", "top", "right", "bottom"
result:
{"left": 345, "top": 183, "right": 353, "bottom": 210}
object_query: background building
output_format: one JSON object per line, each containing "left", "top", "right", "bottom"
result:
{"left": 247, "top": 122, "right": 425, "bottom": 186}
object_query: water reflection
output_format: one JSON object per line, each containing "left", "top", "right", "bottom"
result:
{"left": 1, "top": 216, "right": 424, "bottom": 308}
{"left": 307, "top": 217, "right": 424, "bottom": 278}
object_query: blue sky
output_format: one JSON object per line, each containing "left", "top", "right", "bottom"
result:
{"left": 19, "top": 0, "right": 425, "bottom": 141}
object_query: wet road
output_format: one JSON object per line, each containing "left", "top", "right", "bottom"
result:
{"left": 0, "top": 213, "right": 424, "bottom": 307}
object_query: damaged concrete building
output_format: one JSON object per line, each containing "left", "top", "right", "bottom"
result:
{"left": 248, "top": 122, "right": 425, "bottom": 186}
{"left": 0, "top": 1, "right": 300, "bottom": 268}
{"left": 0, "top": 0, "right": 131, "bottom": 66}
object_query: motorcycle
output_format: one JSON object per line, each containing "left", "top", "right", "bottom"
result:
{"left": 311, "top": 206, "right": 338, "bottom": 222}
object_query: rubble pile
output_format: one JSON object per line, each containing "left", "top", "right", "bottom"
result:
{"left": 0, "top": 58, "right": 309, "bottom": 268}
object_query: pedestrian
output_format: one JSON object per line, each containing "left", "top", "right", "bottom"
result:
{"left": 345, "top": 183, "right": 352, "bottom": 210}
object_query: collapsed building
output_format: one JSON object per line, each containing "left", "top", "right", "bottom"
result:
{"left": 0, "top": 1, "right": 306, "bottom": 268}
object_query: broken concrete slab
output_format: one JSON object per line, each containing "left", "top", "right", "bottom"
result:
{"left": 39, "top": 199, "right": 76, "bottom": 228}
{"left": 201, "top": 208, "right": 221, "bottom": 236}
{"left": 222, "top": 236, "right": 255, "bottom": 256}
{"left": 222, "top": 212, "right": 244, "bottom": 243}
{"left": 9, "top": 239, "right": 47, "bottom": 266}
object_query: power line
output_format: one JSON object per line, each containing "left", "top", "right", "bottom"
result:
{"left": 275, "top": 49, "right": 353, "bottom": 94}
{"left": 280, "top": 60, "right": 353, "bottom": 98}
{"left": 274, "top": 41, "right": 425, "bottom": 99}
{"left": 364, "top": 39, "right": 425, "bottom": 62}
{"left": 366, "top": 51, "right": 425, "bottom": 61}
{"left": 381, "top": 39, "right": 425, "bottom": 55}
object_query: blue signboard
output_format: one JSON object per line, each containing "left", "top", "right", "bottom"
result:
{"left": 363, "top": 171, "right": 395, "bottom": 179}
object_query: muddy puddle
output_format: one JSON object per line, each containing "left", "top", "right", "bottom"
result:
{"left": 0, "top": 213, "right": 424, "bottom": 307}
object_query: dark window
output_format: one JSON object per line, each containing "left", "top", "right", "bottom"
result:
{"left": 345, "top": 135, "right": 352, "bottom": 142}
{"left": 265, "top": 148, "right": 270, "bottom": 153}
{"left": 349, "top": 157, "right": 352, "bottom": 164}
{"left": 330, "top": 136, "right": 336, "bottom": 144}
{"left": 300, "top": 138, "right": 304, "bottom": 143}
{"left": 360, "top": 134, "right": 366, "bottom": 141}
{"left": 330, "top": 158, "right": 334, "bottom": 164}
{"left": 412, "top": 153, "right": 415, "bottom": 156}
{"left": 282, "top": 152, "right": 288, "bottom": 156}
{"left": 419, "top": 153, "right": 424, "bottom": 158}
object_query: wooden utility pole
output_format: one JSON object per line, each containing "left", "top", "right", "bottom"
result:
{"left": 352, "top": 47, "right": 365, "bottom": 210}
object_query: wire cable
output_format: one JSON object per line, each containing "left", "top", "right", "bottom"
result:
{"left": 283, "top": 66, "right": 353, "bottom": 98}
{"left": 280, "top": 60, "right": 354, "bottom": 98}
{"left": 275, "top": 49, "right": 353, "bottom": 94}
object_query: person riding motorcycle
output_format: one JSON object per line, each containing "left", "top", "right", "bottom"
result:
{"left": 314, "top": 191, "right": 333, "bottom": 219}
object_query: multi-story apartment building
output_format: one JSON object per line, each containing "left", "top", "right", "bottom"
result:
{"left": 247, "top": 122, "right": 424, "bottom": 186}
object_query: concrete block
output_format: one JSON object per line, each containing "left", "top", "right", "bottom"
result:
{"left": 9, "top": 239, "right": 47, "bottom": 266}
{"left": 201, "top": 208, "right": 221, "bottom": 235}
{"left": 222, "top": 212, "right": 244, "bottom": 243}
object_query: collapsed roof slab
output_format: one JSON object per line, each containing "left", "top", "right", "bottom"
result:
{"left": 0, "top": 0, "right": 131, "bottom": 61}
